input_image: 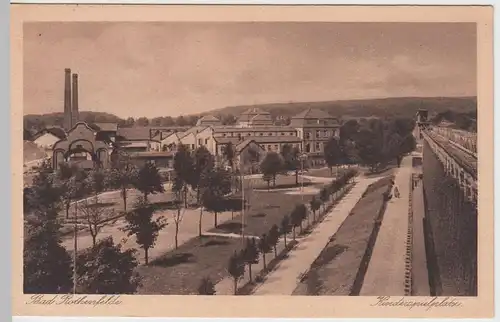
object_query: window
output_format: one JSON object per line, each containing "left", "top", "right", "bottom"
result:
{"left": 248, "top": 133, "right": 252, "bottom": 136}
{"left": 305, "top": 132, "right": 311, "bottom": 139}
{"left": 316, "top": 130, "right": 321, "bottom": 138}
{"left": 315, "top": 142, "right": 320, "bottom": 151}
{"left": 191, "top": 144, "right": 195, "bottom": 150}
{"left": 324, "top": 130, "right": 329, "bottom": 137}
{"left": 290, "top": 132, "right": 294, "bottom": 136}
{"left": 205, "top": 138, "right": 209, "bottom": 144}
{"left": 281, "top": 132, "right": 285, "bottom": 136}
{"left": 259, "top": 133, "right": 263, "bottom": 136}
{"left": 305, "top": 144, "right": 311, "bottom": 153}
{"left": 198, "top": 138, "right": 202, "bottom": 145}
{"left": 269, "top": 132, "right": 273, "bottom": 136}
{"left": 267, "top": 145, "right": 272, "bottom": 151}
{"left": 223, "top": 133, "right": 226, "bottom": 137}
{"left": 274, "top": 144, "right": 279, "bottom": 151}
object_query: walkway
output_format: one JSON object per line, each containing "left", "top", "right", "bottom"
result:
{"left": 411, "top": 178, "right": 431, "bottom": 296}
{"left": 359, "top": 156, "right": 412, "bottom": 295}
{"left": 248, "top": 177, "right": 378, "bottom": 295}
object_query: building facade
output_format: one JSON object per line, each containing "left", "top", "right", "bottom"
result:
{"left": 290, "top": 108, "right": 340, "bottom": 165}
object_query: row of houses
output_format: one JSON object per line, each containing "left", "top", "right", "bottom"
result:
{"left": 26, "top": 107, "right": 341, "bottom": 171}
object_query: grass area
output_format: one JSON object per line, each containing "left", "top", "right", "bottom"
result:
{"left": 137, "top": 235, "right": 244, "bottom": 295}
{"left": 249, "top": 174, "right": 313, "bottom": 190}
{"left": 292, "top": 175, "right": 394, "bottom": 296}
{"left": 209, "top": 190, "right": 317, "bottom": 237}
{"left": 306, "top": 167, "right": 343, "bottom": 178}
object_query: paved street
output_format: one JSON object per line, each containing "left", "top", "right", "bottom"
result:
{"left": 359, "top": 156, "right": 412, "bottom": 296}
{"left": 250, "top": 177, "right": 378, "bottom": 295}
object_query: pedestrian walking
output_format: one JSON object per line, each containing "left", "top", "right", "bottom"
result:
{"left": 393, "top": 185, "right": 400, "bottom": 198}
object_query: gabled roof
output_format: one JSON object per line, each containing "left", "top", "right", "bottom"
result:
{"left": 292, "top": 108, "right": 334, "bottom": 119}
{"left": 116, "top": 127, "right": 151, "bottom": 140}
{"left": 236, "top": 139, "right": 265, "bottom": 153}
{"left": 237, "top": 107, "right": 271, "bottom": 123}
{"left": 251, "top": 114, "right": 273, "bottom": 122}
{"left": 93, "top": 122, "right": 118, "bottom": 132}
{"left": 212, "top": 126, "right": 296, "bottom": 133}
{"left": 32, "top": 127, "right": 67, "bottom": 141}
{"left": 196, "top": 114, "right": 221, "bottom": 125}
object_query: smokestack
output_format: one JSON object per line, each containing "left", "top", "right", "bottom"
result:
{"left": 64, "top": 68, "right": 72, "bottom": 130}
{"left": 72, "top": 73, "right": 79, "bottom": 126}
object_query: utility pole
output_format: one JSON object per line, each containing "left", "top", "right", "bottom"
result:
{"left": 73, "top": 199, "right": 78, "bottom": 294}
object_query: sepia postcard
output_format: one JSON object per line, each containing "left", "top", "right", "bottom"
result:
{"left": 11, "top": 4, "right": 494, "bottom": 319}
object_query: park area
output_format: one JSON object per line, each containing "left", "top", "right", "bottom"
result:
{"left": 56, "top": 171, "right": 337, "bottom": 294}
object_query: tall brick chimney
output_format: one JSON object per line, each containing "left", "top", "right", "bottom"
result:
{"left": 72, "top": 73, "right": 79, "bottom": 126}
{"left": 64, "top": 68, "right": 72, "bottom": 131}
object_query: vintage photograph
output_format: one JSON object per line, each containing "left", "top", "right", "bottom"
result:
{"left": 12, "top": 4, "right": 494, "bottom": 318}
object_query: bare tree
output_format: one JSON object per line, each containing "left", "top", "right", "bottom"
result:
{"left": 80, "top": 196, "right": 116, "bottom": 248}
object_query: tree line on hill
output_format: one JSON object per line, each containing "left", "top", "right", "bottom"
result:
{"left": 23, "top": 96, "right": 476, "bottom": 132}
{"left": 430, "top": 109, "right": 477, "bottom": 132}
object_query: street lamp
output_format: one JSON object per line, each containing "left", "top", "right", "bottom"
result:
{"left": 299, "top": 153, "right": 308, "bottom": 202}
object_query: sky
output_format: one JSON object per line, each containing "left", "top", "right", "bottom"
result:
{"left": 23, "top": 22, "right": 477, "bottom": 118}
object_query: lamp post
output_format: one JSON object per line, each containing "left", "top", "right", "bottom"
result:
{"left": 299, "top": 153, "right": 308, "bottom": 202}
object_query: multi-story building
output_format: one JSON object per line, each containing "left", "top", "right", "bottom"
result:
{"left": 290, "top": 108, "right": 340, "bottom": 166}
{"left": 236, "top": 107, "right": 274, "bottom": 127}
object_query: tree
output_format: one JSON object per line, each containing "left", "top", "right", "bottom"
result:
{"left": 24, "top": 167, "right": 72, "bottom": 294}
{"left": 324, "top": 137, "right": 343, "bottom": 177}
{"left": 55, "top": 162, "right": 80, "bottom": 219}
{"left": 291, "top": 204, "right": 307, "bottom": 235}
{"left": 281, "top": 144, "right": 301, "bottom": 184}
{"left": 122, "top": 197, "right": 167, "bottom": 265}
{"left": 24, "top": 223, "right": 73, "bottom": 294}
{"left": 262, "top": 173, "right": 273, "bottom": 190}
{"left": 228, "top": 251, "right": 245, "bottom": 295}
{"left": 75, "top": 237, "right": 141, "bottom": 294}
{"left": 135, "top": 117, "right": 150, "bottom": 126}
{"left": 192, "top": 146, "right": 214, "bottom": 204}
{"left": 86, "top": 168, "right": 108, "bottom": 198}
{"left": 319, "top": 187, "right": 329, "bottom": 213}
{"left": 355, "top": 128, "right": 384, "bottom": 171}
{"left": 222, "top": 142, "right": 236, "bottom": 170}
{"left": 309, "top": 196, "right": 321, "bottom": 222}
{"left": 260, "top": 152, "right": 284, "bottom": 187}
{"left": 171, "top": 179, "right": 185, "bottom": 249}
{"left": 201, "top": 168, "right": 232, "bottom": 228}
{"left": 268, "top": 224, "right": 280, "bottom": 257}
{"left": 132, "top": 161, "right": 165, "bottom": 202}
{"left": 241, "top": 238, "right": 260, "bottom": 283}
{"left": 80, "top": 196, "right": 115, "bottom": 247}
{"left": 173, "top": 144, "right": 195, "bottom": 207}
{"left": 109, "top": 164, "right": 137, "bottom": 213}
{"left": 281, "top": 215, "right": 291, "bottom": 247}
{"left": 258, "top": 233, "right": 272, "bottom": 270}
{"left": 198, "top": 277, "right": 216, "bottom": 295}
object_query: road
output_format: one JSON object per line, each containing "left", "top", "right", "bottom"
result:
{"left": 359, "top": 156, "right": 412, "bottom": 296}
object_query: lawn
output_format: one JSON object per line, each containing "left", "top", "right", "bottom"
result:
{"left": 306, "top": 167, "right": 350, "bottom": 178}
{"left": 209, "top": 189, "right": 318, "bottom": 237}
{"left": 292, "top": 175, "right": 394, "bottom": 296}
{"left": 248, "top": 174, "right": 314, "bottom": 190}
{"left": 136, "top": 235, "right": 245, "bottom": 295}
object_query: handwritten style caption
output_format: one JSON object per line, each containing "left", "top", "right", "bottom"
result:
{"left": 26, "top": 294, "right": 122, "bottom": 307}
{"left": 372, "top": 296, "right": 463, "bottom": 310}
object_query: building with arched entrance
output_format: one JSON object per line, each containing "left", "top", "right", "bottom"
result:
{"left": 51, "top": 122, "right": 111, "bottom": 170}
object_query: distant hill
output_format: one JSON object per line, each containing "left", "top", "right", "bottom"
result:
{"left": 24, "top": 96, "right": 477, "bottom": 131}
{"left": 24, "top": 111, "right": 125, "bottom": 131}
{"left": 205, "top": 96, "right": 477, "bottom": 120}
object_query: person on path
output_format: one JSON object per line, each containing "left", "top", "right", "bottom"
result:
{"left": 393, "top": 185, "right": 400, "bottom": 198}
